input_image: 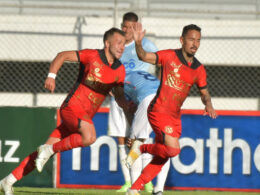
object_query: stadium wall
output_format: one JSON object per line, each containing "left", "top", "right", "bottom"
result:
{"left": 55, "top": 109, "right": 260, "bottom": 192}
{"left": 0, "top": 107, "right": 56, "bottom": 187}
{"left": 1, "top": 108, "right": 259, "bottom": 191}
{"left": 1, "top": 15, "right": 260, "bottom": 66}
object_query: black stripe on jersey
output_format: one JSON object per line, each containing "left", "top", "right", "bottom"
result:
{"left": 175, "top": 49, "right": 202, "bottom": 69}
{"left": 64, "top": 63, "right": 85, "bottom": 103}
{"left": 98, "top": 49, "right": 122, "bottom": 69}
{"left": 155, "top": 53, "right": 159, "bottom": 65}
{"left": 198, "top": 85, "right": 208, "bottom": 90}
{"left": 148, "top": 66, "right": 164, "bottom": 113}
{"left": 78, "top": 118, "right": 81, "bottom": 128}
{"left": 76, "top": 51, "right": 80, "bottom": 62}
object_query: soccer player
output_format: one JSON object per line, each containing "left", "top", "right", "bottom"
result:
{"left": 108, "top": 12, "right": 157, "bottom": 193}
{"left": 0, "top": 27, "right": 127, "bottom": 195}
{"left": 121, "top": 70, "right": 170, "bottom": 195}
{"left": 125, "top": 23, "right": 218, "bottom": 195}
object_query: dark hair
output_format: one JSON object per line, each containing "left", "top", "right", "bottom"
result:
{"left": 103, "top": 27, "right": 125, "bottom": 45}
{"left": 123, "top": 12, "right": 138, "bottom": 22}
{"left": 181, "top": 24, "right": 201, "bottom": 37}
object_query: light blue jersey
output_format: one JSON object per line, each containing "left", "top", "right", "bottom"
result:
{"left": 120, "top": 38, "right": 158, "bottom": 73}
{"left": 124, "top": 71, "right": 159, "bottom": 105}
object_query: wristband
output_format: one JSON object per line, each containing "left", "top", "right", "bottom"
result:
{"left": 48, "top": 72, "right": 56, "bottom": 79}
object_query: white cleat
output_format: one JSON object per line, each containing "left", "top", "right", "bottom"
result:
{"left": 125, "top": 189, "right": 140, "bottom": 195}
{"left": 125, "top": 140, "right": 142, "bottom": 168}
{"left": 0, "top": 179, "right": 14, "bottom": 195}
{"left": 35, "top": 144, "right": 53, "bottom": 172}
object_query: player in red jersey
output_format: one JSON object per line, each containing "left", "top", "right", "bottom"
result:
{"left": 125, "top": 23, "right": 217, "bottom": 195}
{"left": 0, "top": 27, "right": 127, "bottom": 195}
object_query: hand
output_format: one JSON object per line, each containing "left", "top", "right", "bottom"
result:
{"left": 44, "top": 77, "right": 56, "bottom": 93}
{"left": 132, "top": 22, "right": 146, "bottom": 44}
{"left": 203, "top": 105, "right": 218, "bottom": 119}
{"left": 127, "top": 138, "right": 134, "bottom": 148}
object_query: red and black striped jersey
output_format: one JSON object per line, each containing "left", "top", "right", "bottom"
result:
{"left": 149, "top": 49, "right": 207, "bottom": 115}
{"left": 62, "top": 49, "right": 125, "bottom": 121}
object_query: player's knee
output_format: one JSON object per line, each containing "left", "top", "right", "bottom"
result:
{"left": 166, "top": 146, "right": 180, "bottom": 157}
{"left": 82, "top": 135, "right": 96, "bottom": 147}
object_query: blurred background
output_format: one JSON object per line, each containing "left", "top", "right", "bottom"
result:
{"left": 0, "top": 0, "right": 259, "bottom": 110}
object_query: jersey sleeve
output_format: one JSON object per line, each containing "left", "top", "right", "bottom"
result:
{"left": 196, "top": 65, "right": 207, "bottom": 89}
{"left": 155, "top": 49, "right": 172, "bottom": 67}
{"left": 77, "top": 49, "right": 92, "bottom": 65}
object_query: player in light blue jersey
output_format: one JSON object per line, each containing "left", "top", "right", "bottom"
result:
{"left": 108, "top": 12, "right": 159, "bottom": 193}
{"left": 121, "top": 37, "right": 157, "bottom": 74}
{"left": 124, "top": 71, "right": 159, "bottom": 105}
{"left": 123, "top": 71, "right": 170, "bottom": 195}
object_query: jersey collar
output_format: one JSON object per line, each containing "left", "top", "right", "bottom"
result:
{"left": 98, "top": 49, "right": 122, "bottom": 69}
{"left": 175, "top": 48, "right": 201, "bottom": 69}
{"left": 125, "top": 40, "right": 135, "bottom": 47}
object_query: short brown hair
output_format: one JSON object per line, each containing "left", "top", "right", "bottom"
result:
{"left": 103, "top": 27, "right": 125, "bottom": 45}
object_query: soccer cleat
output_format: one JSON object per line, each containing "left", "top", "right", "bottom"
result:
{"left": 116, "top": 181, "right": 131, "bottom": 192}
{"left": 0, "top": 179, "right": 14, "bottom": 195}
{"left": 35, "top": 144, "right": 53, "bottom": 172}
{"left": 144, "top": 181, "right": 154, "bottom": 193}
{"left": 152, "top": 191, "right": 163, "bottom": 195}
{"left": 125, "top": 140, "right": 142, "bottom": 168}
{"left": 125, "top": 189, "right": 140, "bottom": 195}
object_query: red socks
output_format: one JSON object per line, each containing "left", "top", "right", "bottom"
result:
{"left": 131, "top": 156, "right": 169, "bottom": 190}
{"left": 131, "top": 143, "right": 181, "bottom": 190}
{"left": 53, "top": 133, "right": 83, "bottom": 153}
{"left": 11, "top": 133, "right": 83, "bottom": 180}
{"left": 12, "top": 151, "right": 37, "bottom": 180}
{"left": 141, "top": 143, "right": 180, "bottom": 158}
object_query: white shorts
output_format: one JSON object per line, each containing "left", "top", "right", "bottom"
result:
{"left": 130, "top": 94, "right": 155, "bottom": 140}
{"left": 107, "top": 97, "right": 130, "bottom": 137}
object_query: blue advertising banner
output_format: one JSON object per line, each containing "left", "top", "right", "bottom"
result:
{"left": 55, "top": 110, "right": 260, "bottom": 192}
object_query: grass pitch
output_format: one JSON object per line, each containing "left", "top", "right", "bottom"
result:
{"left": 1, "top": 187, "right": 259, "bottom": 195}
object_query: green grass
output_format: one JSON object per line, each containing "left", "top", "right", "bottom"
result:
{"left": 1, "top": 187, "right": 259, "bottom": 195}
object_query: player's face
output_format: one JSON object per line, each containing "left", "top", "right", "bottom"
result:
{"left": 108, "top": 32, "right": 126, "bottom": 59}
{"left": 181, "top": 30, "right": 201, "bottom": 57}
{"left": 121, "top": 20, "right": 136, "bottom": 43}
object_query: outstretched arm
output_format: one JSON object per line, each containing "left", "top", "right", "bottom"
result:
{"left": 132, "top": 22, "right": 157, "bottom": 65}
{"left": 44, "top": 51, "right": 78, "bottom": 93}
{"left": 200, "top": 88, "right": 218, "bottom": 119}
{"left": 112, "top": 86, "right": 137, "bottom": 114}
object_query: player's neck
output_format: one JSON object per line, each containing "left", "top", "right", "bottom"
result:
{"left": 182, "top": 49, "right": 194, "bottom": 64}
{"left": 125, "top": 38, "right": 134, "bottom": 45}
{"left": 104, "top": 48, "right": 115, "bottom": 65}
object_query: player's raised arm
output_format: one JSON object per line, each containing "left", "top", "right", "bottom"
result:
{"left": 44, "top": 51, "right": 78, "bottom": 93}
{"left": 132, "top": 22, "right": 157, "bottom": 65}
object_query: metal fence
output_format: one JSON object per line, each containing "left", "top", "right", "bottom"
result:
{"left": 0, "top": 0, "right": 259, "bottom": 110}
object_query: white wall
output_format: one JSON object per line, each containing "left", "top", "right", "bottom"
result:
{"left": 0, "top": 15, "right": 260, "bottom": 66}
{"left": 0, "top": 93, "right": 258, "bottom": 110}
